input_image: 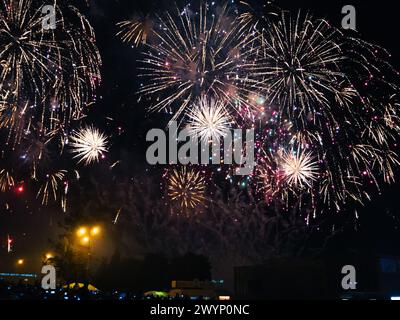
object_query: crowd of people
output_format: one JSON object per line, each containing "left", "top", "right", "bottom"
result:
{"left": 0, "top": 280, "right": 207, "bottom": 301}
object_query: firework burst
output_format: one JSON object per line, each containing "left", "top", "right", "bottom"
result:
{"left": 69, "top": 126, "right": 109, "bottom": 165}
{"left": 137, "top": 2, "right": 262, "bottom": 123}
{"left": 255, "top": 11, "right": 399, "bottom": 127}
{"left": 0, "top": 0, "right": 101, "bottom": 143}
{"left": 187, "top": 96, "right": 232, "bottom": 142}
{"left": 36, "top": 170, "right": 67, "bottom": 206}
{"left": 255, "top": 11, "right": 351, "bottom": 123}
{"left": 167, "top": 167, "right": 206, "bottom": 210}
{"left": 282, "top": 148, "right": 319, "bottom": 188}
{"left": 249, "top": 10, "right": 400, "bottom": 213}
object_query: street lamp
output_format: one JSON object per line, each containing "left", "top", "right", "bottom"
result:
{"left": 76, "top": 225, "right": 101, "bottom": 281}
{"left": 77, "top": 227, "right": 87, "bottom": 237}
{"left": 91, "top": 226, "right": 100, "bottom": 236}
{"left": 17, "top": 259, "right": 24, "bottom": 266}
{"left": 76, "top": 226, "right": 100, "bottom": 243}
{"left": 43, "top": 252, "right": 54, "bottom": 265}
{"left": 45, "top": 253, "right": 53, "bottom": 260}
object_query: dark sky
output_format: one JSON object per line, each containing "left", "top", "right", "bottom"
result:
{"left": 1, "top": 0, "right": 400, "bottom": 273}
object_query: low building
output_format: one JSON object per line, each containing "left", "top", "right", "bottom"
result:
{"left": 235, "top": 254, "right": 400, "bottom": 300}
{"left": 235, "top": 258, "right": 328, "bottom": 299}
{"left": 169, "top": 280, "right": 229, "bottom": 299}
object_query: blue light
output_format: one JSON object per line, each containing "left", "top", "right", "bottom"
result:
{"left": 0, "top": 273, "right": 37, "bottom": 278}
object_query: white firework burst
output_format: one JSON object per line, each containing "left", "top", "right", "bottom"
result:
{"left": 70, "top": 127, "right": 109, "bottom": 165}
{"left": 187, "top": 97, "right": 232, "bottom": 142}
{"left": 282, "top": 148, "right": 319, "bottom": 188}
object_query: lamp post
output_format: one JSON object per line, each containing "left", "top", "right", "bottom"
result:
{"left": 76, "top": 226, "right": 101, "bottom": 282}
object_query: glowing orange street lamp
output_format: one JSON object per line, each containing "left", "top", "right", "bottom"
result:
{"left": 75, "top": 225, "right": 101, "bottom": 280}
{"left": 76, "top": 227, "right": 87, "bottom": 237}
{"left": 45, "top": 253, "right": 53, "bottom": 260}
{"left": 91, "top": 226, "right": 100, "bottom": 236}
{"left": 76, "top": 226, "right": 101, "bottom": 243}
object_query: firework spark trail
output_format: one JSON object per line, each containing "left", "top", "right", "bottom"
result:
{"left": 255, "top": 149, "right": 285, "bottom": 203}
{"left": 18, "top": 125, "right": 58, "bottom": 179}
{"left": 0, "top": 168, "right": 14, "bottom": 192}
{"left": 117, "top": 14, "right": 154, "bottom": 47}
{"left": 36, "top": 170, "right": 66, "bottom": 205}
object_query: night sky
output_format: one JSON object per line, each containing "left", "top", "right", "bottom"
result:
{"left": 1, "top": 0, "right": 400, "bottom": 277}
